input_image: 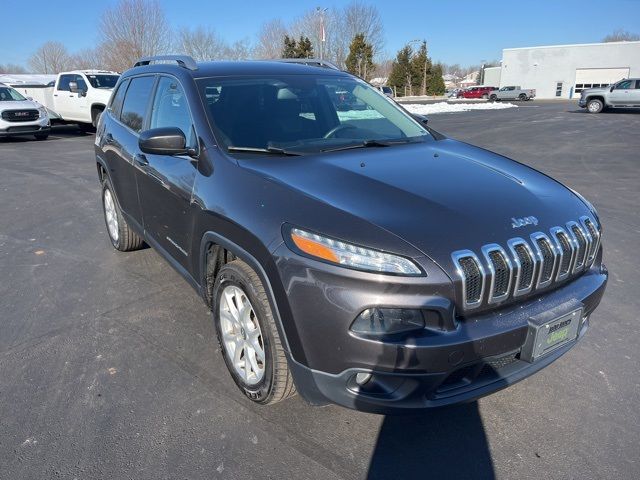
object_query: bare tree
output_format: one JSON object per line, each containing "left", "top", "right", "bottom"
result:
{"left": 223, "top": 39, "right": 253, "bottom": 60}
{"left": 255, "top": 19, "right": 288, "bottom": 59}
{"left": 98, "top": 0, "right": 171, "bottom": 72}
{"left": 28, "top": 41, "right": 71, "bottom": 74}
{"left": 342, "top": 1, "right": 384, "bottom": 57}
{"left": 178, "top": 27, "right": 227, "bottom": 61}
{"left": 602, "top": 29, "right": 640, "bottom": 42}
{"left": 69, "top": 48, "right": 103, "bottom": 70}
{"left": 0, "top": 63, "right": 27, "bottom": 74}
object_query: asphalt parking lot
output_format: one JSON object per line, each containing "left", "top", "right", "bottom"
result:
{"left": 1, "top": 100, "right": 638, "bottom": 479}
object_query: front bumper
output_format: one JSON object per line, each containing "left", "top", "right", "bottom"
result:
{"left": 579, "top": 97, "right": 587, "bottom": 107}
{"left": 274, "top": 243, "right": 608, "bottom": 413}
{"left": 0, "top": 117, "right": 50, "bottom": 137}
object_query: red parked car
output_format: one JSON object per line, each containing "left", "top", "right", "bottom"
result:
{"left": 459, "top": 86, "right": 496, "bottom": 99}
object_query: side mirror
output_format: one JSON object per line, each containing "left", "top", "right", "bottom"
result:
{"left": 139, "top": 127, "right": 193, "bottom": 156}
{"left": 610, "top": 86, "right": 615, "bottom": 92}
{"left": 412, "top": 113, "right": 429, "bottom": 125}
{"left": 69, "top": 81, "right": 78, "bottom": 93}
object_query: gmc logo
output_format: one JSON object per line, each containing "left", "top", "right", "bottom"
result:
{"left": 14, "top": 112, "right": 29, "bottom": 116}
{"left": 511, "top": 216, "right": 539, "bottom": 228}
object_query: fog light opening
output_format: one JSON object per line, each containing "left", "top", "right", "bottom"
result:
{"left": 355, "top": 372, "right": 372, "bottom": 386}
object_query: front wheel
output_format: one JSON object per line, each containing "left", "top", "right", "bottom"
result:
{"left": 489, "top": 94, "right": 498, "bottom": 102}
{"left": 213, "top": 260, "right": 296, "bottom": 405}
{"left": 587, "top": 98, "right": 604, "bottom": 113}
{"left": 101, "top": 177, "right": 144, "bottom": 251}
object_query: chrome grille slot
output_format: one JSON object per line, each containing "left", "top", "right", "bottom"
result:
{"left": 508, "top": 239, "right": 536, "bottom": 296}
{"left": 531, "top": 232, "right": 556, "bottom": 288}
{"left": 568, "top": 222, "right": 588, "bottom": 272}
{"left": 482, "top": 244, "right": 512, "bottom": 304}
{"left": 452, "top": 250, "right": 485, "bottom": 309}
{"left": 581, "top": 216, "right": 600, "bottom": 264}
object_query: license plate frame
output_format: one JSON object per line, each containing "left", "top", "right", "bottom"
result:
{"left": 521, "top": 307, "right": 583, "bottom": 362}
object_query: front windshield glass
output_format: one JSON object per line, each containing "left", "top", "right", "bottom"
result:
{"left": 0, "top": 86, "right": 26, "bottom": 102}
{"left": 86, "top": 74, "right": 120, "bottom": 89}
{"left": 197, "top": 75, "right": 431, "bottom": 154}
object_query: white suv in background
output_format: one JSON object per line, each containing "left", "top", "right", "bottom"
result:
{"left": 0, "top": 84, "right": 50, "bottom": 140}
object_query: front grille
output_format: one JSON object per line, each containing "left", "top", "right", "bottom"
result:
{"left": 451, "top": 217, "right": 600, "bottom": 310}
{"left": 457, "top": 255, "right": 483, "bottom": 305}
{"left": 1, "top": 109, "right": 39, "bottom": 122}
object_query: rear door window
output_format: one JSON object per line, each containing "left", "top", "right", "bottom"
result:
{"left": 120, "top": 76, "right": 155, "bottom": 133}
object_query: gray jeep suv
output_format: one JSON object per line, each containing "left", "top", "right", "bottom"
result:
{"left": 94, "top": 55, "right": 607, "bottom": 413}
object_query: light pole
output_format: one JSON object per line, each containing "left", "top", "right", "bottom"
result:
{"left": 316, "top": 7, "right": 328, "bottom": 60}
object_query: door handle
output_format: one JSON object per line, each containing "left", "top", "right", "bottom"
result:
{"left": 134, "top": 153, "right": 149, "bottom": 167}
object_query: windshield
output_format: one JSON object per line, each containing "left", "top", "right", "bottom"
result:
{"left": 0, "top": 86, "right": 26, "bottom": 102}
{"left": 86, "top": 74, "right": 119, "bottom": 89}
{"left": 197, "top": 75, "right": 431, "bottom": 155}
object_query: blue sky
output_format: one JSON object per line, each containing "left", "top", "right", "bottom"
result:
{"left": 2, "top": 0, "right": 639, "bottom": 68}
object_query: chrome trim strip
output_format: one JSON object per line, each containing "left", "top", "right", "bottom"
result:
{"left": 580, "top": 215, "right": 600, "bottom": 265}
{"left": 481, "top": 244, "right": 513, "bottom": 304}
{"left": 451, "top": 250, "right": 486, "bottom": 310}
{"left": 507, "top": 237, "right": 537, "bottom": 296}
{"left": 550, "top": 226, "right": 574, "bottom": 281}
{"left": 529, "top": 232, "right": 558, "bottom": 289}
{"left": 567, "top": 221, "right": 588, "bottom": 273}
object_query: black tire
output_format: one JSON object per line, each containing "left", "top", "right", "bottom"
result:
{"left": 518, "top": 93, "right": 527, "bottom": 101}
{"left": 489, "top": 94, "right": 498, "bottom": 101}
{"left": 213, "top": 259, "right": 296, "bottom": 405}
{"left": 34, "top": 133, "right": 49, "bottom": 140}
{"left": 101, "top": 176, "right": 144, "bottom": 251}
{"left": 78, "top": 122, "right": 94, "bottom": 133}
{"left": 586, "top": 98, "right": 604, "bottom": 114}
{"left": 92, "top": 108, "right": 103, "bottom": 128}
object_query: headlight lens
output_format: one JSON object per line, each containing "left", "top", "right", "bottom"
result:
{"left": 38, "top": 106, "right": 47, "bottom": 119}
{"left": 289, "top": 227, "right": 422, "bottom": 275}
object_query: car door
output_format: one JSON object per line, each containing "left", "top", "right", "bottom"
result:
{"left": 108, "top": 75, "right": 157, "bottom": 228}
{"left": 53, "top": 74, "right": 77, "bottom": 119}
{"left": 136, "top": 75, "right": 198, "bottom": 270}
{"left": 628, "top": 80, "right": 640, "bottom": 105}
{"left": 608, "top": 79, "right": 634, "bottom": 106}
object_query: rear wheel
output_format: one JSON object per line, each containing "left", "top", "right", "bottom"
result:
{"left": 518, "top": 93, "right": 527, "bottom": 101}
{"left": 101, "top": 177, "right": 144, "bottom": 251}
{"left": 586, "top": 98, "right": 604, "bottom": 113}
{"left": 213, "top": 259, "right": 296, "bottom": 405}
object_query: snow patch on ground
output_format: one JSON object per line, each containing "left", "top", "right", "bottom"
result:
{"left": 403, "top": 102, "right": 518, "bottom": 115}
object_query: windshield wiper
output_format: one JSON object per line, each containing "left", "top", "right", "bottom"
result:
{"left": 321, "top": 139, "right": 414, "bottom": 153}
{"left": 227, "top": 146, "right": 302, "bottom": 156}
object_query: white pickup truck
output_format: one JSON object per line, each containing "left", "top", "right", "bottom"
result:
{"left": 11, "top": 70, "right": 119, "bottom": 129}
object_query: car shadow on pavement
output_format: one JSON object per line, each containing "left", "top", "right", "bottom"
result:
{"left": 367, "top": 402, "right": 495, "bottom": 479}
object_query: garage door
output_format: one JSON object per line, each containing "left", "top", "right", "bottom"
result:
{"left": 575, "top": 68, "right": 630, "bottom": 94}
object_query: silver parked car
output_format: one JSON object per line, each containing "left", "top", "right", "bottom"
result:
{"left": 579, "top": 78, "right": 640, "bottom": 113}
{"left": 489, "top": 86, "right": 536, "bottom": 101}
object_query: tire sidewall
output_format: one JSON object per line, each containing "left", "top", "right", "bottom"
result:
{"left": 101, "top": 178, "right": 122, "bottom": 250}
{"left": 587, "top": 99, "right": 603, "bottom": 113}
{"left": 213, "top": 265, "right": 276, "bottom": 403}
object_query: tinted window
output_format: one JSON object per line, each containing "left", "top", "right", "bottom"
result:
{"left": 75, "top": 75, "right": 88, "bottom": 91}
{"left": 109, "top": 79, "right": 129, "bottom": 118}
{"left": 87, "top": 74, "right": 119, "bottom": 89}
{"left": 57, "top": 74, "right": 75, "bottom": 91}
{"left": 120, "top": 76, "right": 155, "bottom": 133}
{"left": 615, "top": 80, "right": 633, "bottom": 90}
{"left": 149, "top": 76, "right": 195, "bottom": 148}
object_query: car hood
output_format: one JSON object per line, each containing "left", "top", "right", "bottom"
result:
{"left": 0, "top": 99, "right": 42, "bottom": 112}
{"left": 239, "top": 139, "right": 591, "bottom": 269}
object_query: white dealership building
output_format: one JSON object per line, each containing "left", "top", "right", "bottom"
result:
{"left": 488, "top": 40, "right": 640, "bottom": 99}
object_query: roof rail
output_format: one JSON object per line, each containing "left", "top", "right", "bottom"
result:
{"left": 272, "top": 58, "right": 341, "bottom": 71}
{"left": 134, "top": 55, "right": 198, "bottom": 71}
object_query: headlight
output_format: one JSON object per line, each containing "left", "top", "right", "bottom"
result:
{"left": 288, "top": 227, "right": 422, "bottom": 275}
{"left": 38, "top": 106, "right": 47, "bottom": 119}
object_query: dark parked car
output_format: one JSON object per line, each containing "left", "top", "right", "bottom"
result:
{"left": 95, "top": 55, "right": 607, "bottom": 413}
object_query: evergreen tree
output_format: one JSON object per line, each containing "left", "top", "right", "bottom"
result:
{"left": 410, "top": 41, "right": 430, "bottom": 96}
{"left": 388, "top": 45, "right": 413, "bottom": 96}
{"left": 295, "top": 36, "right": 314, "bottom": 58}
{"left": 428, "top": 63, "right": 446, "bottom": 95}
{"left": 282, "top": 35, "right": 297, "bottom": 58}
{"left": 345, "top": 33, "right": 376, "bottom": 80}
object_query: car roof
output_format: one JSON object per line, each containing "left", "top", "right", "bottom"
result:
{"left": 125, "top": 60, "right": 349, "bottom": 79}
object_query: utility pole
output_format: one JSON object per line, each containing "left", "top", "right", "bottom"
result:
{"left": 316, "top": 7, "right": 328, "bottom": 60}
